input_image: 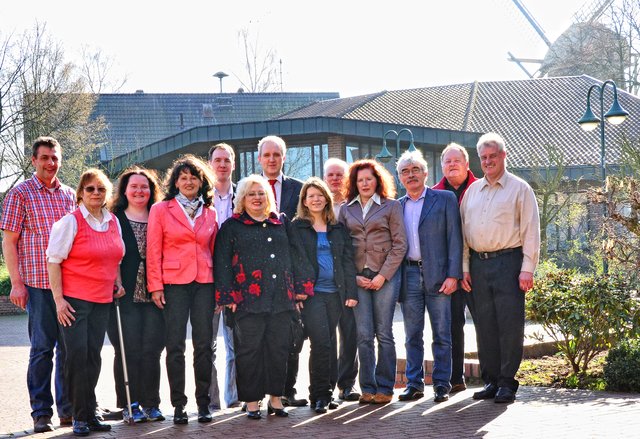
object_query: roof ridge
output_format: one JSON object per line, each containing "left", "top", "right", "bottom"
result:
{"left": 342, "top": 91, "right": 387, "bottom": 116}
{"left": 462, "top": 81, "right": 478, "bottom": 132}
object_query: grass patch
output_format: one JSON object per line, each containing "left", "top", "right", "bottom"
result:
{"left": 0, "top": 262, "right": 10, "bottom": 296}
{"left": 517, "top": 351, "right": 607, "bottom": 390}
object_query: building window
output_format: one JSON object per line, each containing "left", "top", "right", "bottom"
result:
{"left": 239, "top": 143, "right": 328, "bottom": 180}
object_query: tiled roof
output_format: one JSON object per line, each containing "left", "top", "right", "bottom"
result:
{"left": 94, "top": 92, "right": 339, "bottom": 159}
{"left": 276, "top": 76, "right": 640, "bottom": 169}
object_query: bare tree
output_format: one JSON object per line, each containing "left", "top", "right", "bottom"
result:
{"left": 234, "top": 25, "right": 280, "bottom": 93}
{"left": 78, "top": 45, "right": 127, "bottom": 93}
{"left": 0, "top": 22, "right": 107, "bottom": 201}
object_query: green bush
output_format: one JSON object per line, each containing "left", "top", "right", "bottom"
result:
{"left": 527, "top": 261, "right": 640, "bottom": 374}
{"left": 604, "top": 339, "right": 640, "bottom": 392}
{"left": 0, "top": 262, "right": 10, "bottom": 296}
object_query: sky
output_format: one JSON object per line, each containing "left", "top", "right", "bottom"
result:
{"left": 1, "top": 0, "right": 590, "bottom": 97}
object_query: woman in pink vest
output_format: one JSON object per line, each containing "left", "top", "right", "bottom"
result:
{"left": 147, "top": 155, "right": 218, "bottom": 425}
{"left": 47, "top": 168, "right": 125, "bottom": 436}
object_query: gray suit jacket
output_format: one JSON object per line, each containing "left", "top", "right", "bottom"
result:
{"left": 338, "top": 197, "right": 407, "bottom": 281}
{"left": 398, "top": 187, "right": 463, "bottom": 299}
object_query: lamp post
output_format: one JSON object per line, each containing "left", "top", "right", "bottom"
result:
{"left": 213, "top": 71, "right": 229, "bottom": 93}
{"left": 376, "top": 128, "right": 417, "bottom": 163}
{"left": 577, "top": 79, "right": 629, "bottom": 273}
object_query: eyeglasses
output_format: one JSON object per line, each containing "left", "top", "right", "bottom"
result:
{"left": 84, "top": 186, "right": 107, "bottom": 194}
{"left": 399, "top": 167, "right": 424, "bottom": 176}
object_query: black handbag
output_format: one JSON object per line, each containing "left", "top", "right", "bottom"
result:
{"left": 290, "top": 312, "right": 305, "bottom": 352}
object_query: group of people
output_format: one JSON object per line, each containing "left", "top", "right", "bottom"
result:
{"left": 1, "top": 131, "right": 539, "bottom": 435}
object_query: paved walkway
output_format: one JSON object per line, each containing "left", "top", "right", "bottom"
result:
{"left": 1, "top": 312, "right": 639, "bottom": 438}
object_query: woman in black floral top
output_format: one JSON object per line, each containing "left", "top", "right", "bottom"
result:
{"left": 107, "top": 167, "right": 165, "bottom": 423}
{"left": 214, "top": 174, "right": 313, "bottom": 420}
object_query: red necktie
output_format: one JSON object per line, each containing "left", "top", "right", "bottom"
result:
{"left": 268, "top": 179, "right": 277, "bottom": 203}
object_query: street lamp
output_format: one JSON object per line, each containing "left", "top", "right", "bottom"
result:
{"left": 577, "top": 79, "right": 629, "bottom": 182}
{"left": 376, "top": 128, "right": 417, "bottom": 163}
{"left": 213, "top": 71, "right": 229, "bottom": 93}
{"left": 577, "top": 79, "right": 629, "bottom": 274}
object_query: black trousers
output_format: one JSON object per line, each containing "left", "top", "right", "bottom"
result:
{"left": 163, "top": 282, "right": 214, "bottom": 408}
{"left": 337, "top": 305, "right": 359, "bottom": 390}
{"left": 62, "top": 297, "right": 110, "bottom": 422}
{"left": 284, "top": 315, "right": 304, "bottom": 397}
{"left": 234, "top": 310, "right": 292, "bottom": 402}
{"left": 450, "top": 289, "right": 474, "bottom": 385}
{"left": 468, "top": 250, "right": 525, "bottom": 391}
{"left": 301, "top": 293, "right": 342, "bottom": 401}
{"left": 107, "top": 298, "right": 165, "bottom": 408}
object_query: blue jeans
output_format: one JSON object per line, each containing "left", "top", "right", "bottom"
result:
{"left": 26, "top": 286, "right": 72, "bottom": 418}
{"left": 400, "top": 266, "right": 452, "bottom": 390}
{"left": 209, "top": 311, "right": 238, "bottom": 410}
{"left": 353, "top": 275, "right": 399, "bottom": 395}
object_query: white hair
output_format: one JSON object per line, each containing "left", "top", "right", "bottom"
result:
{"left": 396, "top": 150, "right": 428, "bottom": 174}
{"left": 476, "top": 132, "right": 506, "bottom": 154}
{"left": 257, "top": 135, "right": 287, "bottom": 157}
{"left": 323, "top": 157, "right": 348, "bottom": 174}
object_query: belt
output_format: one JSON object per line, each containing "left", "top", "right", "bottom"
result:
{"left": 404, "top": 259, "right": 422, "bottom": 267}
{"left": 471, "top": 247, "right": 522, "bottom": 260}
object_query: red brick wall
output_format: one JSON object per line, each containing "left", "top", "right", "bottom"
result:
{"left": 327, "top": 135, "right": 346, "bottom": 160}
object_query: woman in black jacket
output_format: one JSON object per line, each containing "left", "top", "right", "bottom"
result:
{"left": 214, "top": 175, "right": 314, "bottom": 420}
{"left": 289, "top": 177, "right": 358, "bottom": 413}
{"left": 107, "top": 167, "right": 165, "bottom": 423}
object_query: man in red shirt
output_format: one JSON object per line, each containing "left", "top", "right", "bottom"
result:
{"left": 1, "top": 137, "right": 76, "bottom": 432}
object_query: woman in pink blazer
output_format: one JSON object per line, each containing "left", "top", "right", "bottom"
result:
{"left": 147, "top": 155, "right": 218, "bottom": 425}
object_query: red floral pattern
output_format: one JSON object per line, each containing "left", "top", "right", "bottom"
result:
{"left": 248, "top": 283, "right": 261, "bottom": 296}
{"left": 231, "top": 290, "right": 244, "bottom": 303}
{"left": 302, "top": 280, "right": 314, "bottom": 295}
{"left": 252, "top": 269, "right": 262, "bottom": 280}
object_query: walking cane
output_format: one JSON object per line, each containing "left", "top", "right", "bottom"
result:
{"left": 114, "top": 298, "right": 134, "bottom": 425}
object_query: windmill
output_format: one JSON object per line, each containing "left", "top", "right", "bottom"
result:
{"left": 507, "top": 0, "right": 616, "bottom": 79}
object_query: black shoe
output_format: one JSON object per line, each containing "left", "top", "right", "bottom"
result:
{"left": 87, "top": 417, "right": 112, "bottom": 432}
{"left": 34, "top": 415, "right": 55, "bottom": 433}
{"left": 472, "top": 383, "right": 498, "bottom": 400}
{"left": 246, "top": 410, "right": 261, "bottom": 420}
{"left": 95, "top": 407, "right": 123, "bottom": 421}
{"left": 434, "top": 386, "right": 450, "bottom": 403}
{"left": 450, "top": 382, "right": 467, "bottom": 393}
{"left": 494, "top": 387, "right": 516, "bottom": 403}
{"left": 72, "top": 420, "right": 90, "bottom": 436}
{"left": 314, "top": 400, "right": 328, "bottom": 414}
{"left": 173, "top": 406, "right": 188, "bottom": 424}
{"left": 267, "top": 402, "right": 288, "bottom": 417}
{"left": 338, "top": 387, "right": 361, "bottom": 401}
{"left": 398, "top": 386, "right": 424, "bottom": 401}
{"left": 197, "top": 406, "right": 212, "bottom": 423}
{"left": 282, "top": 393, "right": 308, "bottom": 407}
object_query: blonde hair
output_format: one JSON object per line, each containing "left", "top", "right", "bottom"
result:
{"left": 296, "top": 177, "right": 336, "bottom": 225}
{"left": 234, "top": 175, "right": 276, "bottom": 216}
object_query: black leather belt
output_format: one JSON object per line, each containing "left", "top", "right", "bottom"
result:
{"left": 404, "top": 259, "right": 422, "bottom": 267}
{"left": 471, "top": 247, "right": 522, "bottom": 260}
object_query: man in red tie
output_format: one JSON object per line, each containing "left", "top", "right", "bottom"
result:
{"left": 256, "top": 135, "right": 307, "bottom": 407}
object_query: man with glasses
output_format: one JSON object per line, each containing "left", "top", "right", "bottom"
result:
{"left": 1, "top": 137, "right": 75, "bottom": 432}
{"left": 396, "top": 150, "right": 462, "bottom": 403}
{"left": 460, "top": 133, "right": 540, "bottom": 403}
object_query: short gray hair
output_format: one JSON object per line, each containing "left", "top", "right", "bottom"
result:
{"left": 396, "top": 150, "right": 428, "bottom": 174}
{"left": 476, "top": 132, "right": 506, "bottom": 154}
{"left": 440, "top": 142, "right": 469, "bottom": 164}
{"left": 257, "top": 135, "right": 287, "bottom": 157}
{"left": 323, "top": 157, "right": 348, "bottom": 174}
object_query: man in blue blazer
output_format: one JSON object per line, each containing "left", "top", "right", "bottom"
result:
{"left": 396, "top": 150, "right": 463, "bottom": 403}
{"left": 257, "top": 135, "right": 307, "bottom": 407}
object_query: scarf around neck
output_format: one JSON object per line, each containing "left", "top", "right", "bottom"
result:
{"left": 175, "top": 192, "right": 203, "bottom": 219}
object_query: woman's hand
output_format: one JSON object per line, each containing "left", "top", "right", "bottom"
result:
{"left": 113, "top": 284, "right": 125, "bottom": 299}
{"left": 295, "top": 294, "right": 308, "bottom": 301}
{"left": 226, "top": 303, "right": 237, "bottom": 312}
{"left": 356, "top": 275, "right": 371, "bottom": 289}
{"left": 55, "top": 297, "right": 75, "bottom": 327}
{"left": 368, "top": 274, "right": 386, "bottom": 291}
{"left": 151, "top": 290, "right": 165, "bottom": 309}
{"left": 345, "top": 299, "right": 358, "bottom": 308}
